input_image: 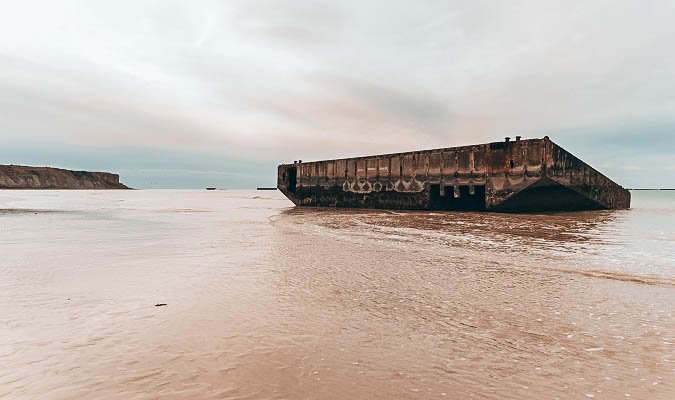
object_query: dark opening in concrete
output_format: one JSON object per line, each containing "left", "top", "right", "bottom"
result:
{"left": 287, "top": 167, "right": 297, "bottom": 193}
{"left": 429, "top": 184, "right": 486, "bottom": 211}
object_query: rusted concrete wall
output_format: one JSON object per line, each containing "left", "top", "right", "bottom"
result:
{"left": 546, "top": 141, "right": 631, "bottom": 209}
{"left": 481, "top": 138, "right": 629, "bottom": 210}
{"left": 278, "top": 144, "right": 490, "bottom": 209}
{"left": 277, "top": 138, "right": 630, "bottom": 212}
{"left": 283, "top": 146, "right": 487, "bottom": 190}
{"left": 484, "top": 139, "right": 547, "bottom": 209}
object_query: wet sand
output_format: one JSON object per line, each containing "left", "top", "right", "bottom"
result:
{"left": 0, "top": 190, "right": 673, "bottom": 399}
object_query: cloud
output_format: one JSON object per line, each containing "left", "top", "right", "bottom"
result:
{"left": 0, "top": 0, "right": 674, "bottom": 187}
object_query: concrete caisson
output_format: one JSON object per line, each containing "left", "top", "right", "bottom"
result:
{"left": 277, "top": 137, "right": 630, "bottom": 212}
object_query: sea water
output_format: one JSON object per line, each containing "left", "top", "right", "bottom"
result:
{"left": 1, "top": 190, "right": 673, "bottom": 399}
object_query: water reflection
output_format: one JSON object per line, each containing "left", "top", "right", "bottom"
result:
{"left": 282, "top": 206, "right": 621, "bottom": 244}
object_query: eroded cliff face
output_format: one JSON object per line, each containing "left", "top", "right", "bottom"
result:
{"left": 0, "top": 165, "right": 129, "bottom": 189}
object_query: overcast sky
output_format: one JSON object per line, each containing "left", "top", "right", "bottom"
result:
{"left": 1, "top": 0, "right": 674, "bottom": 188}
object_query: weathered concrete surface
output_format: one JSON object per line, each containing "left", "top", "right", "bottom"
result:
{"left": 277, "top": 137, "right": 630, "bottom": 212}
{"left": 0, "top": 165, "right": 129, "bottom": 189}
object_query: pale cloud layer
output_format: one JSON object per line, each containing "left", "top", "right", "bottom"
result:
{"left": 1, "top": 0, "right": 674, "bottom": 187}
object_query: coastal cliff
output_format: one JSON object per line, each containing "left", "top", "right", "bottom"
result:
{"left": 0, "top": 165, "right": 129, "bottom": 189}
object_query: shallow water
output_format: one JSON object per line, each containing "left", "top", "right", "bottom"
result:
{"left": 0, "top": 190, "right": 673, "bottom": 399}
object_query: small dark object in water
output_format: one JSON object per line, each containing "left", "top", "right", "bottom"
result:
{"left": 257, "top": 187, "right": 277, "bottom": 191}
{"left": 155, "top": 303, "right": 167, "bottom": 307}
{"left": 206, "top": 187, "right": 216, "bottom": 191}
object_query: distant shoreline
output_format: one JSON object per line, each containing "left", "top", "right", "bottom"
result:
{"left": 0, "top": 165, "right": 129, "bottom": 190}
